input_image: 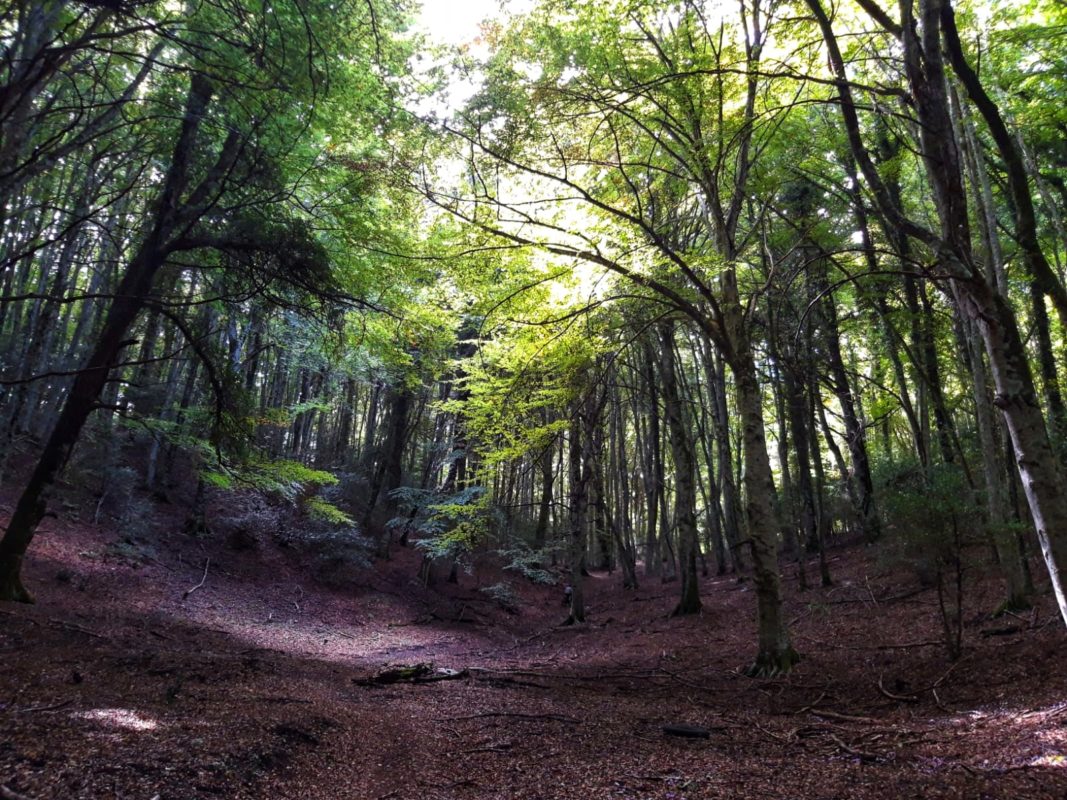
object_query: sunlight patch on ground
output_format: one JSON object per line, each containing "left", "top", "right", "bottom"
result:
{"left": 1031, "top": 754, "right": 1067, "bottom": 767}
{"left": 954, "top": 701, "right": 1067, "bottom": 725}
{"left": 1011, "top": 702, "right": 1067, "bottom": 723}
{"left": 75, "top": 708, "right": 159, "bottom": 731}
{"left": 173, "top": 595, "right": 496, "bottom": 667}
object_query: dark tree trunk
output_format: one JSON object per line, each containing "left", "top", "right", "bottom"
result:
{"left": 0, "top": 75, "right": 218, "bottom": 602}
{"left": 657, "top": 323, "right": 701, "bottom": 616}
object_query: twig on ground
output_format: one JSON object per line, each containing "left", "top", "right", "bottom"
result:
{"left": 462, "top": 740, "right": 514, "bottom": 754}
{"left": 0, "top": 785, "right": 34, "bottom": 800}
{"left": 924, "top": 658, "right": 964, "bottom": 692}
{"left": 810, "top": 709, "right": 880, "bottom": 725}
{"left": 799, "top": 633, "right": 943, "bottom": 651}
{"left": 446, "top": 711, "right": 579, "bottom": 724}
{"left": 864, "top": 575, "right": 880, "bottom": 606}
{"left": 754, "top": 722, "right": 796, "bottom": 743}
{"left": 656, "top": 665, "right": 711, "bottom": 691}
{"left": 829, "top": 733, "right": 882, "bottom": 761}
{"left": 14, "top": 699, "right": 72, "bottom": 714}
{"left": 182, "top": 558, "right": 210, "bottom": 600}
{"left": 792, "top": 691, "right": 828, "bottom": 715}
{"left": 877, "top": 674, "right": 919, "bottom": 703}
{"left": 48, "top": 619, "right": 108, "bottom": 640}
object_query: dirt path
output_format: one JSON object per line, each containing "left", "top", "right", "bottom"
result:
{"left": 2, "top": 516, "right": 1067, "bottom": 799}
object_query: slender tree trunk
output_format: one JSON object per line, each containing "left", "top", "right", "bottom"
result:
{"left": 658, "top": 322, "right": 701, "bottom": 615}
{"left": 809, "top": 249, "right": 880, "bottom": 541}
{"left": 565, "top": 409, "right": 588, "bottom": 624}
{"left": 705, "top": 344, "right": 744, "bottom": 571}
{"left": 534, "top": 425, "right": 555, "bottom": 550}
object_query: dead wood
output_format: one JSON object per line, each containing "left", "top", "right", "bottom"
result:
{"left": 877, "top": 674, "right": 919, "bottom": 703}
{"left": 182, "top": 558, "right": 210, "bottom": 600}
{"left": 48, "top": 618, "right": 108, "bottom": 639}
{"left": 809, "top": 709, "right": 881, "bottom": 725}
{"left": 447, "top": 711, "right": 579, "bottom": 724}
{"left": 413, "top": 668, "right": 469, "bottom": 683}
{"left": 462, "top": 740, "right": 514, "bottom": 754}
{"left": 662, "top": 723, "right": 712, "bottom": 739}
{"left": 353, "top": 663, "right": 432, "bottom": 685}
{"left": 979, "top": 625, "right": 1023, "bottom": 637}
{"left": 829, "top": 734, "right": 883, "bottom": 761}
{"left": 353, "top": 664, "right": 468, "bottom": 686}
{"left": 791, "top": 691, "right": 829, "bottom": 715}
{"left": 13, "top": 699, "right": 72, "bottom": 713}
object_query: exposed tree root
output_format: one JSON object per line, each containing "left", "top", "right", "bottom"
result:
{"left": 744, "top": 646, "right": 801, "bottom": 678}
{"left": 0, "top": 555, "right": 34, "bottom": 604}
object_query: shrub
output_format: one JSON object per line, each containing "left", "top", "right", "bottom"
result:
{"left": 215, "top": 495, "right": 284, "bottom": 551}
{"left": 479, "top": 581, "right": 520, "bottom": 613}
{"left": 880, "top": 462, "right": 979, "bottom": 660}
{"left": 499, "top": 544, "right": 562, "bottom": 585}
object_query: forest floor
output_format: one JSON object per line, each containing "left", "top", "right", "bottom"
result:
{"left": 2, "top": 493, "right": 1067, "bottom": 799}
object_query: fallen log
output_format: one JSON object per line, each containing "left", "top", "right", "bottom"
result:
{"left": 353, "top": 664, "right": 468, "bottom": 686}
{"left": 662, "top": 723, "right": 711, "bottom": 739}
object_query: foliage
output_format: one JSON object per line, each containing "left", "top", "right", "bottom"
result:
{"left": 389, "top": 484, "right": 491, "bottom": 567}
{"left": 479, "top": 581, "right": 521, "bottom": 613}
{"left": 878, "top": 461, "right": 980, "bottom": 660}
{"left": 499, "top": 545, "right": 561, "bottom": 585}
{"left": 305, "top": 496, "right": 356, "bottom": 526}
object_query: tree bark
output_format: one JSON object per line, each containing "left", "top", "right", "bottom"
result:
{"left": 657, "top": 322, "right": 701, "bottom": 615}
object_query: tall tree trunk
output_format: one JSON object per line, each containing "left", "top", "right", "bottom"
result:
{"left": 704, "top": 344, "right": 744, "bottom": 571}
{"left": 534, "top": 419, "right": 555, "bottom": 550}
{"left": 809, "top": 248, "right": 880, "bottom": 542}
{"left": 658, "top": 322, "right": 701, "bottom": 615}
{"left": 808, "top": 0, "right": 1067, "bottom": 624}
{"left": 639, "top": 346, "right": 662, "bottom": 576}
{"left": 565, "top": 408, "right": 588, "bottom": 624}
{"left": 0, "top": 74, "right": 218, "bottom": 602}
{"left": 722, "top": 269, "right": 796, "bottom": 674}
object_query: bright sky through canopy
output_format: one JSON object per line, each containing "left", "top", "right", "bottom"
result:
{"left": 416, "top": 0, "right": 529, "bottom": 47}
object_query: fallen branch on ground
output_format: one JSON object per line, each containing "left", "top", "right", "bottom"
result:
{"left": 462, "top": 740, "right": 514, "bottom": 754}
{"left": 182, "top": 558, "right": 210, "bottom": 600}
{"left": 353, "top": 664, "right": 469, "bottom": 686}
{"left": 662, "top": 723, "right": 712, "bottom": 739}
{"left": 809, "top": 709, "right": 881, "bottom": 724}
{"left": 829, "top": 733, "right": 883, "bottom": 761}
{"left": 14, "top": 699, "right": 72, "bottom": 714}
{"left": 877, "top": 674, "right": 919, "bottom": 703}
{"left": 792, "top": 691, "right": 828, "bottom": 715}
{"left": 446, "top": 711, "right": 579, "bottom": 724}
{"left": 48, "top": 619, "right": 107, "bottom": 640}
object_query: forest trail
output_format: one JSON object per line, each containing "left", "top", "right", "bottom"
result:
{"left": 2, "top": 508, "right": 1066, "bottom": 800}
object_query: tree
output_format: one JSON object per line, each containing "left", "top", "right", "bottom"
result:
{"left": 804, "top": 0, "right": 1067, "bottom": 626}
{"left": 427, "top": 0, "right": 799, "bottom": 673}
{"left": 0, "top": 0, "right": 411, "bottom": 601}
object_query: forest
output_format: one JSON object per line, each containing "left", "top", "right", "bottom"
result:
{"left": 1, "top": 0, "right": 1066, "bottom": 797}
